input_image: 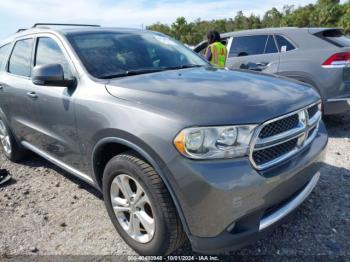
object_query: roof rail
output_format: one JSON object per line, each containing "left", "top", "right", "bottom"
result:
{"left": 32, "top": 23, "right": 100, "bottom": 28}
{"left": 16, "top": 28, "right": 27, "bottom": 33}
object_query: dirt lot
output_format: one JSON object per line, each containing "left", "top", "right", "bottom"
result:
{"left": 0, "top": 115, "right": 349, "bottom": 258}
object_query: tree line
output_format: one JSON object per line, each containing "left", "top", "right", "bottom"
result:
{"left": 147, "top": 0, "right": 350, "bottom": 45}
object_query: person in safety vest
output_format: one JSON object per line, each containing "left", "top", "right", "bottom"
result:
{"left": 205, "top": 30, "right": 227, "bottom": 68}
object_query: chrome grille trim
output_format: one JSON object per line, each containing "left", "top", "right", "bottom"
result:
{"left": 250, "top": 101, "right": 322, "bottom": 170}
{"left": 254, "top": 125, "right": 305, "bottom": 150}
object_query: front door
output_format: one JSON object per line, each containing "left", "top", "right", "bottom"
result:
{"left": 26, "top": 35, "right": 83, "bottom": 170}
{"left": 225, "top": 34, "right": 280, "bottom": 74}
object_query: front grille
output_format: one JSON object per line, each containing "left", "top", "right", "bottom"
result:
{"left": 308, "top": 104, "right": 318, "bottom": 119}
{"left": 250, "top": 102, "right": 321, "bottom": 170}
{"left": 308, "top": 126, "right": 317, "bottom": 139}
{"left": 252, "top": 138, "right": 298, "bottom": 166}
{"left": 259, "top": 114, "right": 299, "bottom": 139}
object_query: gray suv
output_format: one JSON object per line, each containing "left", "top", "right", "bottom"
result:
{"left": 195, "top": 27, "right": 350, "bottom": 115}
{"left": 0, "top": 24, "right": 327, "bottom": 255}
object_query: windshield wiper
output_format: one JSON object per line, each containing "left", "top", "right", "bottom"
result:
{"left": 161, "top": 64, "right": 204, "bottom": 71}
{"left": 98, "top": 65, "right": 204, "bottom": 79}
{"left": 98, "top": 68, "right": 164, "bottom": 79}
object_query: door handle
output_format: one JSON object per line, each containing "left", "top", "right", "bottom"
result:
{"left": 242, "top": 62, "right": 269, "bottom": 71}
{"left": 0, "top": 84, "right": 4, "bottom": 90}
{"left": 27, "top": 91, "right": 38, "bottom": 99}
{"left": 256, "top": 62, "right": 269, "bottom": 67}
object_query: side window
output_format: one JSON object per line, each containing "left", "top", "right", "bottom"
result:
{"left": 35, "top": 37, "right": 72, "bottom": 78}
{"left": 229, "top": 35, "right": 268, "bottom": 57}
{"left": 8, "top": 39, "right": 34, "bottom": 77}
{"left": 0, "top": 44, "right": 11, "bottom": 69}
{"left": 196, "top": 42, "right": 208, "bottom": 56}
{"left": 221, "top": 39, "right": 228, "bottom": 46}
{"left": 264, "top": 35, "right": 278, "bottom": 54}
{"left": 275, "top": 35, "right": 296, "bottom": 52}
{"left": 199, "top": 46, "right": 207, "bottom": 56}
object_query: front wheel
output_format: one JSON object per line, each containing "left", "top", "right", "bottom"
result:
{"left": 102, "top": 153, "right": 186, "bottom": 255}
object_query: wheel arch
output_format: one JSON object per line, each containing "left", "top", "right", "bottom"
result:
{"left": 91, "top": 136, "right": 191, "bottom": 236}
{"left": 0, "top": 107, "right": 10, "bottom": 126}
{"left": 0, "top": 107, "right": 24, "bottom": 149}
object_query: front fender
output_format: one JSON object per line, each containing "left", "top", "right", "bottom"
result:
{"left": 90, "top": 133, "right": 192, "bottom": 237}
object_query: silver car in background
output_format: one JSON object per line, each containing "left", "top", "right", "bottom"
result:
{"left": 195, "top": 27, "right": 350, "bottom": 115}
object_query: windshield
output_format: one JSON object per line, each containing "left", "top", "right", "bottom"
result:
{"left": 67, "top": 32, "right": 209, "bottom": 78}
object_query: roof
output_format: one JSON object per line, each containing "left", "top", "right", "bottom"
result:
{"left": 1, "top": 25, "right": 148, "bottom": 45}
{"left": 58, "top": 26, "right": 144, "bottom": 35}
{"left": 220, "top": 27, "right": 341, "bottom": 38}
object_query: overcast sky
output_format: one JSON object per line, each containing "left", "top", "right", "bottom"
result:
{"left": 0, "top": 0, "right": 347, "bottom": 39}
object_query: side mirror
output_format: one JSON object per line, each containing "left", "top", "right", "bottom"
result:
{"left": 32, "top": 64, "right": 75, "bottom": 87}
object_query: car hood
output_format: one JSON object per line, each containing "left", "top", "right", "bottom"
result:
{"left": 105, "top": 67, "right": 320, "bottom": 125}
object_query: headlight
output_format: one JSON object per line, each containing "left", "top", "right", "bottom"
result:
{"left": 174, "top": 125, "right": 257, "bottom": 159}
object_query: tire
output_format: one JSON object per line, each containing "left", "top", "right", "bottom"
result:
{"left": 0, "top": 117, "right": 26, "bottom": 162}
{"left": 102, "top": 152, "right": 186, "bottom": 255}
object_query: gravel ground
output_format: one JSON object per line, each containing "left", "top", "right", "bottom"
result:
{"left": 0, "top": 115, "right": 349, "bottom": 259}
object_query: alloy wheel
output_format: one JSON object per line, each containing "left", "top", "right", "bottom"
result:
{"left": 110, "top": 174, "right": 155, "bottom": 243}
{"left": 0, "top": 120, "right": 11, "bottom": 155}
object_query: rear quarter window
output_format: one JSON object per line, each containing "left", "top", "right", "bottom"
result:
{"left": 8, "top": 39, "right": 34, "bottom": 77}
{"left": 275, "top": 35, "right": 296, "bottom": 52}
{"left": 0, "top": 44, "right": 11, "bottom": 69}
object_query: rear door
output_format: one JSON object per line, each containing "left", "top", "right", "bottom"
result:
{"left": 226, "top": 34, "right": 280, "bottom": 73}
{"left": 1, "top": 37, "right": 38, "bottom": 142}
{"left": 0, "top": 43, "right": 12, "bottom": 116}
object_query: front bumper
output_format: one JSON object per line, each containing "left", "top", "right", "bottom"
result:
{"left": 190, "top": 172, "right": 320, "bottom": 254}
{"left": 323, "top": 98, "right": 350, "bottom": 115}
{"left": 165, "top": 121, "right": 328, "bottom": 253}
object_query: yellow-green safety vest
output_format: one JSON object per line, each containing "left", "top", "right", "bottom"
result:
{"left": 207, "top": 42, "right": 227, "bottom": 68}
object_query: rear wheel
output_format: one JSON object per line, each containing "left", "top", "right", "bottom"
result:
{"left": 0, "top": 118, "right": 26, "bottom": 162}
{"left": 102, "top": 153, "right": 186, "bottom": 255}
